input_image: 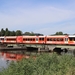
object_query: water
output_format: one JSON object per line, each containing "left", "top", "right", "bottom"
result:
{"left": 0, "top": 51, "right": 24, "bottom": 71}
{"left": 0, "top": 54, "right": 9, "bottom": 71}
{"left": 0, "top": 50, "right": 37, "bottom": 71}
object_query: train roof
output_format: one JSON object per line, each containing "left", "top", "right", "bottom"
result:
{"left": 46, "top": 35, "right": 68, "bottom": 37}
{"left": 68, "top": 35, "right": 75, "bottom": 37}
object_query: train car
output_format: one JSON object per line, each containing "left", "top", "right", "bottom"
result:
{"left": 22, "top": 36, "right": 46, "bottom": 44}
{"left": 0, "top": 36, "right": 5, "bottom": 43}
{"left": 68, "top": 35, "right": 75, "bottom": 45}
{"left": 5, "top": 36, "right": 17, "bottom": 43}
{"left": 46, "top": 35, "right": 68, "bottom": 45}
{"left": 16, "top": 36, "right": 23, "bottom": 43}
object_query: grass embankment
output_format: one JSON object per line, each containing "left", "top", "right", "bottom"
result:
{"left": 0, "top": 53, "right": 75, "bottom": 75}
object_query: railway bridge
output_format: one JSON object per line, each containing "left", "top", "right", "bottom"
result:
{"left": 0, "top": 43, "right": 75, "bottom": 56}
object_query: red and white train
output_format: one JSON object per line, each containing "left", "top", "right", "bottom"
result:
{"left": 0, "top": 35, "right": 75, "bottom": 45}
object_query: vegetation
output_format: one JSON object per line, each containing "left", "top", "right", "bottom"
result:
{"left": 0, "top": 28, "right": 43, "bottom": 36}
{"left": 0, "top": 28, "right": 70, "bottom": 36}
{"left": 0, "top": 53, "right": 75, "bottom": 75}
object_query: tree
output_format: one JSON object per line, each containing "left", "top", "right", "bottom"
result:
{"left": 10, "top": 31, "right": 16, "bottom": 36}
{"left": 5, "top": 28, "right": 10, "bottom": 36}
{"left": 24, "top": 32, "right": 31, "bottom": 35}
{"left": 55, "top": 31, "right": 63, "bottom": 35}
{"left": 16, "top": 30, "right": 22, "bottom": 36}
{"left": 1, "top": 28, "right": 5, "bottom": 36}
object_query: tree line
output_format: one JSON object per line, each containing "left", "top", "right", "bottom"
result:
{"left": 0, "top": 28, "right": 68, "bottom": 36}
{"left": 0, "top": 28, "right": 43, "bottom": 36}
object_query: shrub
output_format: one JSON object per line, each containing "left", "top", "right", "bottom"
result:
{"left": 0, "top": 53, "right": 75, "bottom": 75}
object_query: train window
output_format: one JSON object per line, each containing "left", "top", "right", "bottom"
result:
{"left": 57, "top": 38, "right": 60, "bottom": 41}
{"left": 39, "top": 38, "right": 44, "bottom": 41}
{"left": 65, "top": 38, "right": 68, "bottom": 41}
{"left": 33, "top": 38, "right": 35, "bottom": 41}
{"left": 1, "top": 38, "right": 4, "bottom": 40}
{"left": 53, "top": 38, "right": 57, "bottom": 41}
{"left": 23, "top": 38, "right": 26, "bottom": 41}
{"left": 47, "top": 38, "right": 49, "bottom": 41}
{"left": 36, "top": 38, "right": 38, "bottom": 41}
{"left": 30, "top": 38, "right": 33, "bottom": 41}
{"left": 7, "top": 38, "right": 16, "bottom": 41}
{"left": 74, "top": 38, "right": 75, "bottom": 41}
{"left": 47, "top": 38, "right": 52, "bottom": 41}
{"left": 69, "top": 38, "right": 72, "bottom": 41}
{"left": 50, "top": 38, "right": 52, "bottom": 41}
{"left": 60, "top": 38, "right": 63, "bottom": 41}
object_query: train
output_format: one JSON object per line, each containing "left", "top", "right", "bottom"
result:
{"left": 0, "top": 35, "right": 75, "bottom": 45}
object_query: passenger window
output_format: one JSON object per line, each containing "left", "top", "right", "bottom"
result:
{"left": 53, "top": 38, "right": 57, "bottom": 41}
{"left": 47, "top": 38, "right": 49, "bottom": 41}
{"left": 39, "top": 38, "right": 44, "bottom": 41}
{"left": 50, "top": 38, "right": 52, "bottom": 41}
{"left": 36, "top": 38, "right": 38, "bottom": 41}
{"left": 33, "top": 38, "right": 35, "bottom": 41}
{"left": 57, "top": 38, "right": 60, "bottom": 41}
{"left": 60, "top": 38, "right": 63, "bottom": 41}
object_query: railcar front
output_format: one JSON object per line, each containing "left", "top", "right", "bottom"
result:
{"left": 68, "top": 35, "right": 75, "bottom": 45}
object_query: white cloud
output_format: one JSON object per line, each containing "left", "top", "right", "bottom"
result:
{"left": 34, "top": 23, "right": 75, "bottom": 35}
{"left": 0, "top": 5, "right": 75, "bottom": 26}
{"left": 0, "top": 4, "right": 75, "bottom": 35}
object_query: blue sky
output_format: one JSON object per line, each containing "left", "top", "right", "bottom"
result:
{"left": 0, "top": 0, "right": 75, "bottom": 35}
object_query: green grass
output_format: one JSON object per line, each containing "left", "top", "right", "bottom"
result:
{"left": 0, "top": 53, "right": 75, "bottom": 75}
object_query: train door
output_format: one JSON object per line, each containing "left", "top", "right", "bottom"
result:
{"left": 65, "top": 37, "right": 68, "bottom": 44}
{"left": 36, "top": 37, "right": 38, "bottom": 43}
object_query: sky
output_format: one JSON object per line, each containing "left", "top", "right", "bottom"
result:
{"left": 0, "top": 0, "right": 75, "bottom": 35}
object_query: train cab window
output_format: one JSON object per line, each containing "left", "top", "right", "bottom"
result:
{"left": 1, "top": 38, "right": 4, "bottom": 40}
{"left": 74, "top": 38, "right": 75, "bottom": 41}
{"left": 69, "top": 38, "right": 72, "bottom": 41}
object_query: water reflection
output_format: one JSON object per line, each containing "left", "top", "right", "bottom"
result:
{"left": 0, "top": 50, "right": 37, "bottom": 71}
{"left": 0, "top": 51, "right": 28, "bottom": 71}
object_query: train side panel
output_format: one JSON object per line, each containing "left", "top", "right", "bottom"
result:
{"left": 23, "top": 36, "right": 46, "bottom": 44}
{"left": 5, "top": 36, "right": 17, "bottom": 43}
{"left": 46, "top": 35, "right": 68, "bottom": 45}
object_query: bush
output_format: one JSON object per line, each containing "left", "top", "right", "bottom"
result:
{"left": 0, "top": 53, "right": 75, "bottom": 75}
